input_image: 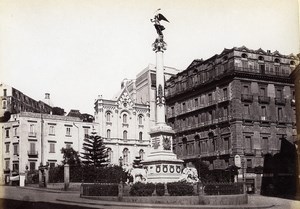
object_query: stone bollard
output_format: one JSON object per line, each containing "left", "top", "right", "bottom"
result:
{"left": 118, "top": 181, "right": 123, "bottom": 201}
{"left": 19, "top": 173, "right": 25, "bottom": 187}
{"left": 64, "top": 164, "right": 70, "bottom": 191}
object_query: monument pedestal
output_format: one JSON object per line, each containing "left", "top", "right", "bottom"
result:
{"left": 142, "top": 124, "right": 183, "bottom": 183}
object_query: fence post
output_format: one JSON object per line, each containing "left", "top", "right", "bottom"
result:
{"left": 118, "top": 181, "right": 123, "bottom": 201}
{"left": 164, "top": 183, "right": 169, "bottom": 196}
{"left": 80, "top": 183, "right": 83, "bottom": 197}
{"left": 198, "top": 182, "right": 204, "bottom": 195}
{"left": 64, "top": 163, "right": 70, "bottom": 191}
{"left": 243, "top": 182, "right": 247, "bottom": 194}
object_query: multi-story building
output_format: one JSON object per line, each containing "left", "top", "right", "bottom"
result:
{"left": 2, "top": 112, "right": 97, "bottom": 181}
{"left": 133, "top": 64, "right": 180, "bottom": 127}
{"left": 165, "top": 46, "right": 298, "bottom": 192}
{"left": 94, "top": 80, "right": 151, "bottom": 169}
{"left": 0, "top": 83, "right": 52, "bottom": 117}
{"left": 94, "top": 65, "right": 180, "bottom": 169}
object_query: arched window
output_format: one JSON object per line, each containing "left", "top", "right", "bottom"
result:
{"left": 139, "top": 149, "right": 145, "bottom": 160}
{"left": 138, "top": 115, "right": 143, "bottom": 125}
{"left": 107, "top": 148, "right": 112, "bottom": 163}
{"left": 274, "top": 58, "right": 280, "bottom": 64}
{"left": 107, "top": 129, "right": 111, "bottom": 139}
{"left": 106, "top": 112, "right": 111, "bottom": 122}
{"left": 123, "top": 148, "right": 129, "bottom": 164}
{"left": 258, "top": 56, "right": 264, "bottom": 61}
{"left": 139, "top": 132, "right": 143, "bottom": 141}
{"left": 123, "top": 114, "right": 127, "bottom": 123}
{"left": 123, "top": 130, "right": 128, "bottom": 140}
{"left": 241, "top": 53, "right": 248, "bottom": 59}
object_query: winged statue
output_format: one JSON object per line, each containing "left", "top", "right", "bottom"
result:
{"left": 151, "top": 10, "right": 169, "bottom": 39}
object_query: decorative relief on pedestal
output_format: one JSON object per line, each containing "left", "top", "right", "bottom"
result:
{"left": 176, "top": 166, "right": 181, "bottom": 173}
{"left": 163, "top": 165, "right": 168, "bottom": 173}
{"left": 163, "top": 136, "right": 171, "bottom": 150}
{"left": 170, "top": 165, "right": 174, "bottom": 173}
{"left": 152, "top": 137, "right": 160, "bottom": 149}
{"left": 156, "top": 165, "right": 161, "bottom": 173}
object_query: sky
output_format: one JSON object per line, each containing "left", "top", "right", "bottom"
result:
{"left": 0, "top": 0, "right": 299, "bottom": 115}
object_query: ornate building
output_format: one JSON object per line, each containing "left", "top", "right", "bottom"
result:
{"left": 94, "top": 80, "right": 151, "bottom": 169}
{"left": 94, "top": 65, "right": 179, "bottom": 170}
{"left": 165, "top": 46, "right": 298, "bottom": 192}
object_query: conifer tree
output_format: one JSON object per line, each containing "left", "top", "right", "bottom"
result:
{"left": 81, "top": 131, "right": 108, "bottom": 168}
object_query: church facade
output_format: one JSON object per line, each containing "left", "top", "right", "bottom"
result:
{"left": 94, "top": 79, "right": 151, "bottom": 169}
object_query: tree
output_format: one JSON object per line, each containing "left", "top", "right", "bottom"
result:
{"left": 61, "top": 147, "right": 81, "bottom": 165}
{"left": 81, "top": 131, "right": 108, "bottom": 168}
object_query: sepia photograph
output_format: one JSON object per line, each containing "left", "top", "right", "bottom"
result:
{"left": 0, "top": 0, "right": 300, "bottom": 208}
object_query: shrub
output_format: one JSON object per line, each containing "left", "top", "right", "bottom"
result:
{"left": 129, "top": 182, "right": 155, "bottom": 196}
{"left": 27, "top": 170, "right": 39, "bottom": 184}
{"left": 48, "top": 166, "right": 64, "bottom": 183}
{"left": 82, "top": 183, "right": 118, "bottom": 196}
{"left": 156, "top": 183, "right": 165, "bottom": 196}
{"left": 167, "top": 181, "right": 194, "bottom": 196}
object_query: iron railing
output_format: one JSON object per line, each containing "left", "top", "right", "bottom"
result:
{"left": 202, "top": 182, "right": 244, "bottom": 195}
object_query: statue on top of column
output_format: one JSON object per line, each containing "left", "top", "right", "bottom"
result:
{"left": 151, "top": 9, "right": 169, "bottom": 51}
{"left": 151, "top": 9, "right": 169, "bottom": 39}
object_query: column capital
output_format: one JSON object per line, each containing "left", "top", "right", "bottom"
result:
{"left": 152, "top": 37, "right": 167, "bottom": 52}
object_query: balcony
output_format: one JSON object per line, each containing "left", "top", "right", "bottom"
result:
{"left": 241, "top": 94, "right": 253, "bottom": 102}
{"left": 244, "top": 148, "right": 255, "bottom": 156}
{"left": 207, "top": 100, "right": 216, "bottom": 106}
{"left": 275, "top": 98, "right": 286, "bottom": 105}
{"left": 27, "top": 151, "right": 38, "bottom": 158}
{"left": 258, "top": 96, "right": 270, "bottom": 104}
{"left": 28, "top": 132, "right": 37, "bottom": 137}
{"left": 246, "top": 167, "right": 255, "bottom": 173}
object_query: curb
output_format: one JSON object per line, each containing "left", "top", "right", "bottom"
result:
{"left": 17, "top": 186, "right": 78, "bottom": 194}
{"left": 56, "top": 198, "right": 275, "bottom": 209}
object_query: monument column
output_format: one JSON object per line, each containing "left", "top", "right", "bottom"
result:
{"left": 142, "top": 12, "right": 183, "bottom": 183}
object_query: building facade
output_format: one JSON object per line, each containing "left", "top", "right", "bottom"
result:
{"left": 165, "top": 46, "right": 298, "bottom": 192}
{"left": 134, "top": 64, "right": 180, "bottom": 127}
{"left": 94, "top": 83, "right": 151, "bottom": 169}
{"left": 0, "top": 83, "right": 52, "bottom": 117}
{"left": 2, "top": 112, "right": 97, "bottom": 181}
{"left": 94, "top": 65, "right": 180, "bottom": 169}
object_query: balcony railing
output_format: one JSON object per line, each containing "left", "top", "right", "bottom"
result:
{"left": 246, "top": 167, "right": 255, "bottom": 173}
{"left": 275, "top": 98, "right": 286, "bottom": 105}
{"left": 27, "top": 151, "right": 38, "bottom": 157}
{"left": 241, "top": 94, "right": 253, "bottom": 102}
{"left": 244, "top": 148, "right": 255, "bottom": 155}
{"left": 258, "top": 96, "right": 270, "bottom": 104}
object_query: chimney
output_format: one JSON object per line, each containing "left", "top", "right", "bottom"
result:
{"left": 45, "top": 93, "right": 50, "bottom": 99}
{"left": 43, "top": 93, "right": 53, "bottom": 107}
